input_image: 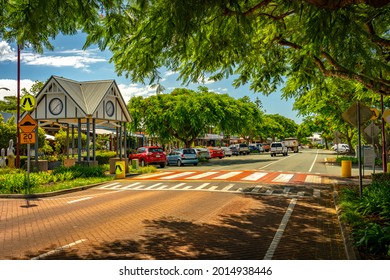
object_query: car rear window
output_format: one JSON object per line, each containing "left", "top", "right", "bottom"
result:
{"left": 183, "top": 149, "right": 196, "bottom": 154}
{"left": 149, "top": 148, "right": 164, "bottom": 153}
{"left": 272, "top": 143, "right": 282, "bottom": 147}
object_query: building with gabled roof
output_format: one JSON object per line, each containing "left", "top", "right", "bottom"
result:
{"left": 29, "top": 75, "right": 131, "bottom": 166}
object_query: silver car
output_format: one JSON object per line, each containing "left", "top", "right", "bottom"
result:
{"left": 193, "top": 148, "right": 211, "bottom": 160}
{"left": 167, "top": 148, "right": 199, "bottom": 166}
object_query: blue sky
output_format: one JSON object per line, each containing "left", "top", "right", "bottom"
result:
{"left": 0, "top": 32, "right": 301, "bottom": 123}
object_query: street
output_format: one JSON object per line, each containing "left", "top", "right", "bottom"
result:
{"left": 0, "top": 149, "right": 350, "bottom": 259}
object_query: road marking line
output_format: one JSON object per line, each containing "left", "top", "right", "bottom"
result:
{"left": 31, "top": 239, "right": 87, "bottom": 260}
{"left": 195, "top": 183, "right": 210, "bottom": 190}
{"left": 208, "top": 186, "right": 219, "bottom": 191}
{"left": 160, "top": 172, "right": 196, "bottom": 179}
{"left": 221, "top": 184, "right": 235, "bottom": 192}
{"left": 67, "top": 197, "right": 93, "bottom": 204}
{"left": 309, "top": 149, "right": 319, "bottom": 173}
{"left": 283, "top": 187, "right": 291, "bottom": 195}
{"left": 171, "top": 183, "right": 186, "bottom": 189}
{"left": 259, "top": 153, "right": 298, "bottom": 169}
{"left": 122, "top": 182, "right": 142, "bottom": 189}
{"left": 272, "top": 174, "right": 294, "bottom": 183}
{"left": 251, "top": 185, "right": 263, "bottom": 193}
{"left": 133, "top": 184, "right": 146, "bottom": 189}
{"left": 297, "top": 191, "right": 305, "bottom": 197}
{"left": 155, "top": 185, "right": 169, "bottom": 190}
{"left": 264, "top": 198, "right": 297, "bottom": 260}
{"left": 212, "top": 171, "right": 242, "bottom": 179}
{"left": 183, "top": 185, "right": 192, "bottom": 189}
{"left": 99, "top": 182, "right": 120, "bottom": 189}
{"left": 144, "top": 183, "right": 163, "bottom": 189}
{"left": 242, "top": 172, "right": 268, "bottom": 181}
{"left": 186, "top": 172, "right": 219, "bottom": 179}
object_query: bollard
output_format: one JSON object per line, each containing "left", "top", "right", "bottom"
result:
{"left": 341, "top": 160, "right": 352, "bottom": 178}
{"left": 387, "top": 163, "right": 390, "bottom": 173}
{"left": 115, "top": 161, "right": 126, "bottom": 179}
{"left": 131, "top": 159, "right": 139, "bottom": 170}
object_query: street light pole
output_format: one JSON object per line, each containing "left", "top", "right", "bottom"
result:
{"left": 16, "top": 45, "right": 21, "bottom": 168}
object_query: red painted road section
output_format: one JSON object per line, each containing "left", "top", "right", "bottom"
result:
{"left": 132, "top": 170, "right": 337, "bottom": 185}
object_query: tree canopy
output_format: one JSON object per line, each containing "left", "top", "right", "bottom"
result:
{"left": 80, "top": 0, "right": 390, "bottom": 97}
{"left": 1, "top": 1, "right": 388, "bottom": 96}
{"left": 127, "top": 88, "right": 264, "bottom": 147}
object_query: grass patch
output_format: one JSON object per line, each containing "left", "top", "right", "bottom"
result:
{"left": 32, "top": 177, "right": 113, "bottom": 193}
{"left": 129, "top": 165, "right": 157, "bottom": 174}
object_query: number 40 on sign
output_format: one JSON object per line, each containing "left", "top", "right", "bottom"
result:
{"left": 20, "top": 132, "right": 36, "bottom": 144}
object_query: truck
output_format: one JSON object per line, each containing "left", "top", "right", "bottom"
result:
{"left": 284, "top": 138, "right": 299, "bottom": 153}
{"left": 270, "top": 142, "right": 288, "bottom": 157}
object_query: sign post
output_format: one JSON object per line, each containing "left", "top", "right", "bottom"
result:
{"left": 19, "top": 100, "right": 37, "bottom": 196}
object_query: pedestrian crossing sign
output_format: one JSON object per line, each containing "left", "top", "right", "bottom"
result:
{"left": 20, "top": 94, "right": 36, "bottom": 111}
{"left": 115, "top": 161, "right": 125, "bottom": 179}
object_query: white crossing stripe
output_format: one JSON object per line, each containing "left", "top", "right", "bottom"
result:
{"left": 283, "top": 187, "right": 291, "bottom": 194}
{"left": 313, "top": 189, "right": 321, "bottom": 198}
{"left": 305, "top": 175, "right": 322, "bottom": 183}
{"left": 138, "top": 172, "right": 174, "bottom": 179}
{"left": 221, "top": 184, "right": 235, "bottom": 192}
{"left": 208, "top": 186, "right": 219, "bottom": 191}
{"left": 186, "top": 172, "right": 219, "bottom": 179}
{"left": 99, "top": 182, "right": 121, "bottom": 189}
{"left": 212, "top": 171, "right": 242, "bottom": 179}
{"left": 133, "top": 184, "right": 146, "bottom": 189}
{"left": 251, "top": 185, "right": 263, "bottom": 193}
{"left": 272, "top": 174, "right": 294, "bottom": 183}
{"left": 194, "top": 183, "right": 210, "bottom": 190}
{"left": 144, "top": 183, "right": 163, "bottom": 189}
{"left": 160, "top": 172, "right": 196, "bottom": 179}
{"left": 156, "top": 185, "right": 169, "bottom": 190}
{"left": 183, "top": 185, "right": 192, "bottom": 190}
{"left": 121, "top": 182, "right": 143, "bottom": 189}
{"left": 171, "top": 183, "right": 186, "bottom": 189}
{"left": 242, "top": 172, "right": 268, "bottom": 181}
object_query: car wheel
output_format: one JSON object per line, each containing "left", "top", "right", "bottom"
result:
{"left": 193, "top": 163, "right": 198, "bottom": 166}
{"left": 160, "top": 162, "right": 166, "bottom": 168}
{"left": 140, "top": 159, "right": 146, "bottom": 167}
{"left": 177, "top": 160, "right": 182, "bottom": 167}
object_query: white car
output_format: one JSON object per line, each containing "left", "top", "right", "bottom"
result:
{"left": 221, "top": 147, "right": 232, "bottom": 157}
{"left": 332, "top": 144, "right": 350, "bottom": 153}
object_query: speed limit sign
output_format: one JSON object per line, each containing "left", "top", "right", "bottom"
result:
{"left": 20, "top": 132, "right": 36, "bottom": 144}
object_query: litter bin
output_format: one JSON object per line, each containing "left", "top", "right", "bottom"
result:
{"left": 115, "top": 161, "right": 126, "bottom": 179}
{"left": 341, "top": 160, "right": 352, "bottom": 178}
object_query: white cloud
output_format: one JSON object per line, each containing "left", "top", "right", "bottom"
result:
{"left": 0, "top": 79, "right": 35, "bottom": 100}
{"left": 22, "top": 51, "right": 106, "bottom": 71}
{"left": 0, "top": 41, "right": 16, "bottom": 62}
{"left": 117, "top": 83, "right": 157, "bottom": 102}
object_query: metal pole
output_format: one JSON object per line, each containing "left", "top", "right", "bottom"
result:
{"left": 357, "top": 102, "right": 363, "bottom": 198}
{"left": 381, "top": 94, "right": 387, "bottom": 172}
{"left": 16, "top": 45, "right": 21, "bottom": 168}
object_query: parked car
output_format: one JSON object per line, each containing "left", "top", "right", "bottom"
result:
{"left": 248, "top": 145, "right": 259, "bottom": 153}
{"left": 270, "top": 142, "right": 288, "bottom": 157}
{"left": 261, "top": 143, "right": 270, "bottom": 152}
{"left": 230, "top": 146, "right": 239, "bottom": 156}
{"left": 208, "top": 147, "right": 225, "bottom": 159}
{"left": 166, "top": 148, "right": 199, "bottom": 166}
{"left": 229, "top": 143, "right": 250, "bottom": 155}
{"left": 129, "top": 146, "right": 167, "bottom": 168}
{"left": 332, "top": 143, "right": 350, "bottom": 153}
{"left": 193, "top": 148, "right": 211, "bottom": 160}
{"left": 221, "top": 147, "right": 232, "bottom": 157}
{"left": 256, "top": 143, "right": 265, "bottom": 152}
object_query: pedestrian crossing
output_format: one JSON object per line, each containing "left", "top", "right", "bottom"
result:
{"left": 95, "top": 180, "right": 324, "bottom": 198}
{"left": 134, "top": 170, "right": 338, "bottom": 185}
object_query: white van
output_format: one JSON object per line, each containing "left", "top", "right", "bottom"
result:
{"left": 332, "top": 144, "right": 350, "bottom": 153}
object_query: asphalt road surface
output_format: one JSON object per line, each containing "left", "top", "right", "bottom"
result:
{"left": 0, "top": 148, "right": 349, "bottom": 260}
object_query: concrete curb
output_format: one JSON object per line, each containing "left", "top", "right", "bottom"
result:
{"left": 0, "top": 173, "right": 141, "bottom": 199}
{"left": 333, "top": 190, "right": 360, "bottom": 260}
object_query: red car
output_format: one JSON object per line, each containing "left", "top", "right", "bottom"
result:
{"left": 129, "top": 146, "right": 167, "bottom": 168}
{"left": 208, "top": 147, "right": 225, "bottom": 159}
